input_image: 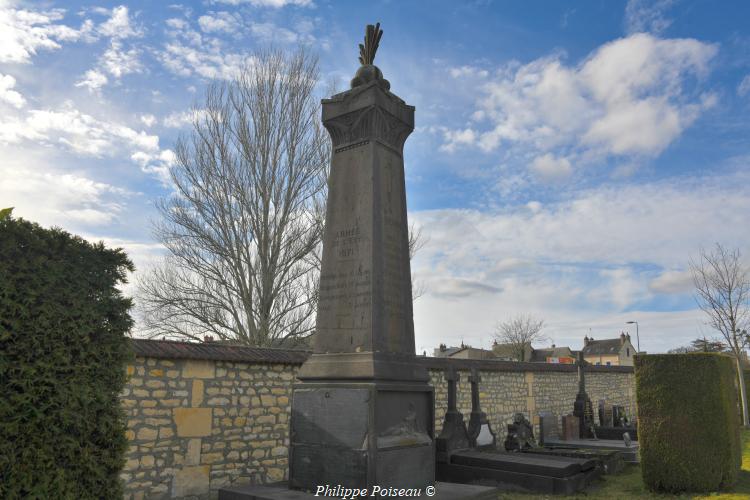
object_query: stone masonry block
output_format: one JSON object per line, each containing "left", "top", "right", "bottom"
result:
{"left": 182, "top": 360, "right": 215, "bottom": 379}
{"left": 174, "top": 408, "right": 212, "bottom": 437}
{"left": 172, "top": 465, "right": 210, "bottom": 498}
{"left": 191, "top": 379, "right": 204, "bottom": 407}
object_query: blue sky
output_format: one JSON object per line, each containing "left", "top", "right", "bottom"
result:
{"left": 2, "top": 0, "right": 749, "bottom": 354}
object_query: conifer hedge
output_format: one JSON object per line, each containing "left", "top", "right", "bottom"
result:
{"left": 0, "top": 214, "right": 134, "bottom": 499}
{"left": 635, "top": 353, "right": 741, "bottom": 493}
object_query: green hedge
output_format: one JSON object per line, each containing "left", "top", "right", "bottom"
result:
{"left": 635, "top": 353, "right": 741, "bottom": 493}
{"left": 0, "top": 216, "right": 134, "bottom": 499}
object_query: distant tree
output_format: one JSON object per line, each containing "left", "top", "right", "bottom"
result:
{"left": 493, "top": 314, "right": 548, "bottom": 362}
{"left": 690, "top": 243, "right": 750, "bottom": 426}
{"left": 690, "top": 337, "right": 728, "bottom": 353}
{"left": 667, "top": 337, "right": 728, "bottom": 354}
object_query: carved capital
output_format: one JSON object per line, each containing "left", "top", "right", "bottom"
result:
{"left": 324, "top": 104, "right": 412, "bottom": 154}
{"left": 322, "top": 83, "right": 414, "bottom": 155}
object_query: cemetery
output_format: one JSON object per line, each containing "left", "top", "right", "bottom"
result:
{"left": 2, "top": 17, "right": 750, "bottom": 500}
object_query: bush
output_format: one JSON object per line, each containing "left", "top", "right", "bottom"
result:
{"left": 0, "top": 216, "right": 134, "bottom": 499}
{"left": 635, "top": 353, "right": 741, "bottom": 493}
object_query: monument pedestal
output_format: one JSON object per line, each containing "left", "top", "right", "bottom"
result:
{"left": 290, "top": 380, "right": 434, "bottom": 491}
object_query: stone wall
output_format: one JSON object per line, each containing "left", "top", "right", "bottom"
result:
{"left": 427, "top": 361, "right": 635, "bottom": 441}
{"left": 120, "top": 340, "right": 635, "bottom": 499}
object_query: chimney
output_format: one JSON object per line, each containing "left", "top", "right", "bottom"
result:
{"left": 204, "top": 335, "right": 214, "bottom": 342}
{"left": 439, "top": 343, "right": 446, "bottom": 352}
{"left": 551, "top": 344, "right": 556, "bottom": 349}
{"left": 584, "top": 336, "right": 591, "bottom": 346}
{"left": 620, "top": 332, "right": 626, "bottom": 345}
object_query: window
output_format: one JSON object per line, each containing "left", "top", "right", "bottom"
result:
{"left": 596, "top": 362, "right": 601, "bottom": 366}
{"left": 627, "top": 348, "right": 630, "bottom": 356}
{"left": 606, "top": 361, "right": 611, "bottom": 366}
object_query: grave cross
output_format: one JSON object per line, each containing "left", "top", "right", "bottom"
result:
{"left": 469, "top": 367, "right": 481, "bottom": 414}
{"left": 445, "top": 364, "right": 460, "bottom": 413}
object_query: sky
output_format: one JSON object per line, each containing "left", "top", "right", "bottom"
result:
{"left": 2, "top": 0, "right": 750, "bottom": 355}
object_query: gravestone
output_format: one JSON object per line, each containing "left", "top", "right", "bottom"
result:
{"left": 538, "top": 411, "right": 560, "bottom": 446}
{"left": 561, "top": 415, "right": 580, "bottom": 441}
{"left": 598, "top": 400, "right": 613, "bottom": 427}
{"left": 289, "top": 23, "right": 434, "bottom": 492}
{"left": 467, "top": 368, "right": 496, "bottom": 449}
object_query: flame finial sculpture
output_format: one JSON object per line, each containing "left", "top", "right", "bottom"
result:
{"left": 358, "top": 22, "right": 383, "bottom": 65}
{"left": 351, "top": 23, "right": 390, "bottom": 90}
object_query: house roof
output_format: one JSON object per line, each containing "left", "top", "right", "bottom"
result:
{"left": 432, "top": 346, "right": 465, "bottom": 357}
{"left": 529, "top": 346, "right": 573, "bottom": 362}
{"left": 582, "top": 338, "right": 625, "bottom": 355}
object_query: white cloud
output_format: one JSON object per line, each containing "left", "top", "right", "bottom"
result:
{"left": 0, "top": 162, "right": 131, "bottom": 227}
{"left": 410, "top": 168, "right": 750, "bottom": 353}
{"left": 649, "top": 269, "right": 694, "bottom": 294}
{"left": 441, "top": 33, "right": 717, "bottom": 178}
{"left": 625, "top": 0, "right": 675, "bottom": 35}
{"left": 0, "top": 73, "right": 26, "bottom": 108}
{"left": 439, "top": 128, "right": 477, "bottom": 153}
{"left": 76, "top": 7, "right": 144, "bottom": 92}
{"left": 198, "top": 12, "right": 240, "bottom": 33}
{"left": 163, "top": 109, "right": 206, "bottom": 128}
{"left": 739, "top": 75, "right": 750, "bottom": 97}
{"left": 101, "top": 40, "right": 142, "bottom": 78}
{"left": 214, "top": 0, "right": 313, "bottom": 6}
{"left": 140, "top": 114, "right": 156, "bottom": 127}
{"left": 75, "top": 69, "right": 108, "bottom": 91}
{"left": 160, "top": 40, "right": 248, "bottom": 80}
{"left": 528, "top": 153, "right": 572, "bottom": 182}
{"left": 249, "top": 22, "right": 305, "bottom": 44}
{"left": 0, "top": 3, "right": 89, "bottom": 63}
{"left": 98, "top": 5, "right": 142, "bottom": 39}
{"left": 0, "top": 101, "right": 173, "bottom": 181}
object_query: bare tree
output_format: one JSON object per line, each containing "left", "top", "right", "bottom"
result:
{"left": 690, "top": 243, "right": 750, "bottom": 426}
{"left": 137, "top": 48, "right": 427, "bottom": 347}
{"left": 493, "top": 314, "right": 548, "bottom": 362}
{"left": 138, "top": 48, "right": 329, "bottom": 347}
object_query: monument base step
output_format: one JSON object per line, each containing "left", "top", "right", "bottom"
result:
{"left": 218, "top": 482, "right": 498, "bottom": 500}
{"left": 436, "top": 460, "right": 599, "bottom": 495}
{"left": 543, "top": 438, "right": 640, "bottom": 463}
{"left": 524, "top": 447, "right": 625, "bottom": 475}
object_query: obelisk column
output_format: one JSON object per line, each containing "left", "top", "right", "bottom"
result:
{"left": 290, "top": 23, "right": 434, "bottom": 491}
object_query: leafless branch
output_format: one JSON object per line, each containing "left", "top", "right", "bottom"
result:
{"left": 493, "top": 313, "right": 548, "bottom": 362}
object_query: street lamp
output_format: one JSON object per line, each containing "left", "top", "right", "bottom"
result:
{"left": 626, "top": 321, "right": 640, "bottom": 352}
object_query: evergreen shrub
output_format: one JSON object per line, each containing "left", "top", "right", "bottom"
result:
{"left": 635, "top": 353, "right": 741, "bottom": 492}
{"left": 0, "top": 215, "right": 134, "bottom": 499}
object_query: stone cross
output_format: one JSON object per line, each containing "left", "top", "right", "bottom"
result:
{"left": 469, "top": 367, "right": 481, "bottom": 413}
{"left": 436, "top": 364, "right": 470, "bottom": 455}
{"left": 445, "top": 365, "right": 460, "bottom": 413}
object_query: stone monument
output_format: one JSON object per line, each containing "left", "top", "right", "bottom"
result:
{"left": 573, "top": 352, "right": 595, "bottom": 438}
{"left": 435, "top": 365, "right": 470, "bottom": 456}
{"left": 289, "top": 23, "right": 435, "bottom": 491}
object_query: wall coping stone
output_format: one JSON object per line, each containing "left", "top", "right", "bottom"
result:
{"left": 128, "top": 339, "right": 633, "bottom": 373}
{"left": 129, "top": 338, "right": 310, "bottom": 364}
